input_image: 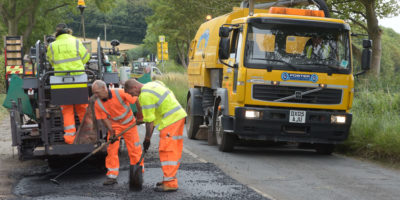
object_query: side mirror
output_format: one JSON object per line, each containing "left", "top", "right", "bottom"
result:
{"left": 219, "top": 26, "right": 232, "bottom": 37}
{"left": 361, "top": 39, "right": 372, "bottom": 71}
{"left": 361, "top": 48, "right": 371, "bottom": 71}
{"left": 218, "top": 37, "right": 230, "bottom": 60}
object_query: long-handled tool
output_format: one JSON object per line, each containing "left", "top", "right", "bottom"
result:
{"left": 50, "top": 122, "right": 136, "bottom": 185}
{"left": 129, "top": 149, "right": 146, "bottom": 191}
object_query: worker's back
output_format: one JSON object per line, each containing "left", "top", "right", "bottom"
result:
{"left": 47, "top": 34, "right": 90, "bottom": 76}
{"left": 140, "top": 81, "right": 186, "bottom": 130}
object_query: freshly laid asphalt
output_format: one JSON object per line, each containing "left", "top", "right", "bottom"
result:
{"left": 10, "top": 124, "right": 268, "bottom": 200}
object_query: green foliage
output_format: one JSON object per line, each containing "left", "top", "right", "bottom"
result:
{"left": 144, "top": 0, "right": 241, "bottom": 66}
{"left": 338, "top": 29, "right": 400, "bottom": 164}
{"left": 380, "top": 27, "right": 400, "bottom": 75}
{"left": 0, "top": 94, "right": 8, "bottom": 120}
{"left": 69, "top": 0, "right": 151, "bottom": 44}
{"left": 0, "top": 56, "right": 5, "bottom": 94}
{"left": 0, "top": 0, "right": 115, "bottom": 51}
{"left": 337, "top": 76, "right": 400, "bottom": 164}
{"left": 327, "top": 0, "right": 400, "bottom": 32}
{"left": 126, "top": 44, "right": 152, "bottom": 60}
{"left": 158, "top": 60, "right": 187, "bottom": 73}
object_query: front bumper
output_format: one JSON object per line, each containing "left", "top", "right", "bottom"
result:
{"left": 222, "top": 107, "right": 352, "bottom": 144}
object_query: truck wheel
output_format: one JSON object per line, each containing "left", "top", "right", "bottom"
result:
{"left": 186, "top": 98, "right": 202, "bottom": 139}
{"left": 315, "top": 144, "right": 335, "bottom": 155}
{"left": 215, "top": 111, "right": 235, "bottom": 152}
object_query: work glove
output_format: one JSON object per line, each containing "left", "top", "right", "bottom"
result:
{"left": 109, "top": 134, "right": 119, "bottom": 144}
{"left": 109, "top": 130, "right": 118, "bottom": 144}
{"left": 143, "top": 139, "right": 150, "bottom": 152}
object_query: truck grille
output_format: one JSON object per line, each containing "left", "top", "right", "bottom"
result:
{"left": 252, "top": 84, "right": 342, "bottom": 104}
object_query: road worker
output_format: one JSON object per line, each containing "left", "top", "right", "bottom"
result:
{"left": 46, "top": 23, "right": 90, "bottom": 144}
{"left": 92, "top": 80, "right": 143, "bottom": 186}
{"left": 304, "top": 36, "right": 332, "bottom": 60}
{"left": 124, "top": 79, "right": 187, "bottom": 192}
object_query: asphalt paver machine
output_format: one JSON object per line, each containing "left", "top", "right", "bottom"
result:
{"left": 6, "top": 37, "right": 121, "bottom": 161}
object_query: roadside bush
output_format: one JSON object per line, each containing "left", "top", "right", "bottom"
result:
{"left": 337, "top": 76, "right": 400, "bottom": 165}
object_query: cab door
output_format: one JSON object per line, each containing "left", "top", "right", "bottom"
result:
{"left": 221, "top": 26, "right": 244, "bottom": 114}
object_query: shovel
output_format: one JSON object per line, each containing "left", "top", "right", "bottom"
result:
{"left": 129, "top": 149, "right": 146, "bottom": 191}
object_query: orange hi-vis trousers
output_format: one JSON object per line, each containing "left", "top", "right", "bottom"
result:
{"left": 61, "top": 104, "right": 88, "bottom": 144}
{"left": 159, "top": 118, "right": 185, "bottom": 188}
{"left": 106, "top": 123, "right": 143, "bottom": 178}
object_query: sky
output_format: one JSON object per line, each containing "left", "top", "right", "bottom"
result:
{"left": 380, "top": 15, "right": 400, "bottom": 33}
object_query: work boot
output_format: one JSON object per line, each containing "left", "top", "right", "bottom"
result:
{"left": 154, "top": 183, "right": 178, "bottom": 192}
{"left": 156, "top": 181, "right": 163, "bottom": 186}
{"left": 103, "top": 178, "right": 118, "bottom": 186}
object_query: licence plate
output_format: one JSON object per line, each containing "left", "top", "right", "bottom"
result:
{"left": 289, "top": 110, "right": 306, "bottom": 123}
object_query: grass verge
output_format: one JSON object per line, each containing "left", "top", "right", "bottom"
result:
{"left": 337, "top": 77, "right": 400, "bottom": 167}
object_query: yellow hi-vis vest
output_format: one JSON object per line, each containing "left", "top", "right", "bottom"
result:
{"left": 46, "top": 34, "right": 90, "bottom": 76}
{"left": 306, "top": 43, "right": 331, "bottom": 59}
{"left": 139, "top": 81, "right": 187, "bottom": 130}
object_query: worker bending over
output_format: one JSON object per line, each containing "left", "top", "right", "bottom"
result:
{"left": 92, "top": 80, "right": 143, "bottom": 186}
{"left": 47, "top": 23, "right": 90, "bottom": 144}
{"left": 124, "top": 79, "right": 187, "bottom": 192}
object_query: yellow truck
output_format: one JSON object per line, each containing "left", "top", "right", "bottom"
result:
{"left": 186, "top": 0, "right": 372, "bottom": 154}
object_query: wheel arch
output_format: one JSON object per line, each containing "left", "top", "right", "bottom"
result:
{"left": 215, "top": 88, "right": 229, "bottom": 116}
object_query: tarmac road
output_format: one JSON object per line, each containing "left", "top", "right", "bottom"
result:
{"left": 3, "top": 118, "right": 400, "bottom": 200}
{"left": 1, "top": 122, "right": 267, "bottom": 200}
{"left": 184, "top": 130, "right": 400, "bottom": 200}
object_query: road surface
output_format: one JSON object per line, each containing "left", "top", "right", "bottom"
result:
{"left": 184, "top": 129, "right": 400, "bottom": 200}
{"left": 2, "top": 117, "right": 400, "bottom": 200}
{"left": 0, "top": 120, "right": 266, "bottom": 200}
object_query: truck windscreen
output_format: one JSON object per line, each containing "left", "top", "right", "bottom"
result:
{"left": 244, "top": 21, "right": 351, "bottom": 74}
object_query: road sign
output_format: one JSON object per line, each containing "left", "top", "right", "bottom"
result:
{"left": 77, "top": 0, "right": 86, "bottom": 7}
{"left": 159, "top": 35, "right": 165, "bottom": 43}
{"left": 157, "top": 42, "right": 168, "bottom": 61}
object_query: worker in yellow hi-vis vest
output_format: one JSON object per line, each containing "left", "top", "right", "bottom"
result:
{"left": 124, "top": 79, "right": 187, "bottom": 192}
{"left": 304, "top": 36, "right": 332, "bottom": 60}
{"left": 46, "top": 23, "right": 91, "bottom": 144}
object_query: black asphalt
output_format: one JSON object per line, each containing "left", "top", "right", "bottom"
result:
{"left": 11, "top": 146, "right": 268, "bottom": 200}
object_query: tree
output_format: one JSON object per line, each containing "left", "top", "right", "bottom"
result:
{"left": 0, "top": 0, "right": 114, "bottom": 48}
{"left": 327, "top": 0, "right": 400, "bottom": 76}
{"left": 144, "top": 0, "right": 241, "bottom": 67}
{"left": 69, "top": 0, "right": 151, "bottom": 44}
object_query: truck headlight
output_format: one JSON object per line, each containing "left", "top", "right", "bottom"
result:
{"left": 245, "top": 110, "right": 261, "bottom": 119}
{"left": 331, "top": 115, "right": 346, "bottom": 124}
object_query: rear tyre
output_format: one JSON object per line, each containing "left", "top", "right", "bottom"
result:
{"left": 186, "top": 98, "right": 203, "bottom": 140}
{"left": 315, "top": 144, "right": 335, "bottom": 155}
{"left": 215, "top": 110, "right": 235, "bottom": 152}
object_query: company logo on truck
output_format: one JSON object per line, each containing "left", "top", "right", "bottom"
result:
{"left": 197, "top": 29, "right": 210, "bottom": 49}
{"left": 281, "top": 72, "right": 318, "bottom": 83}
